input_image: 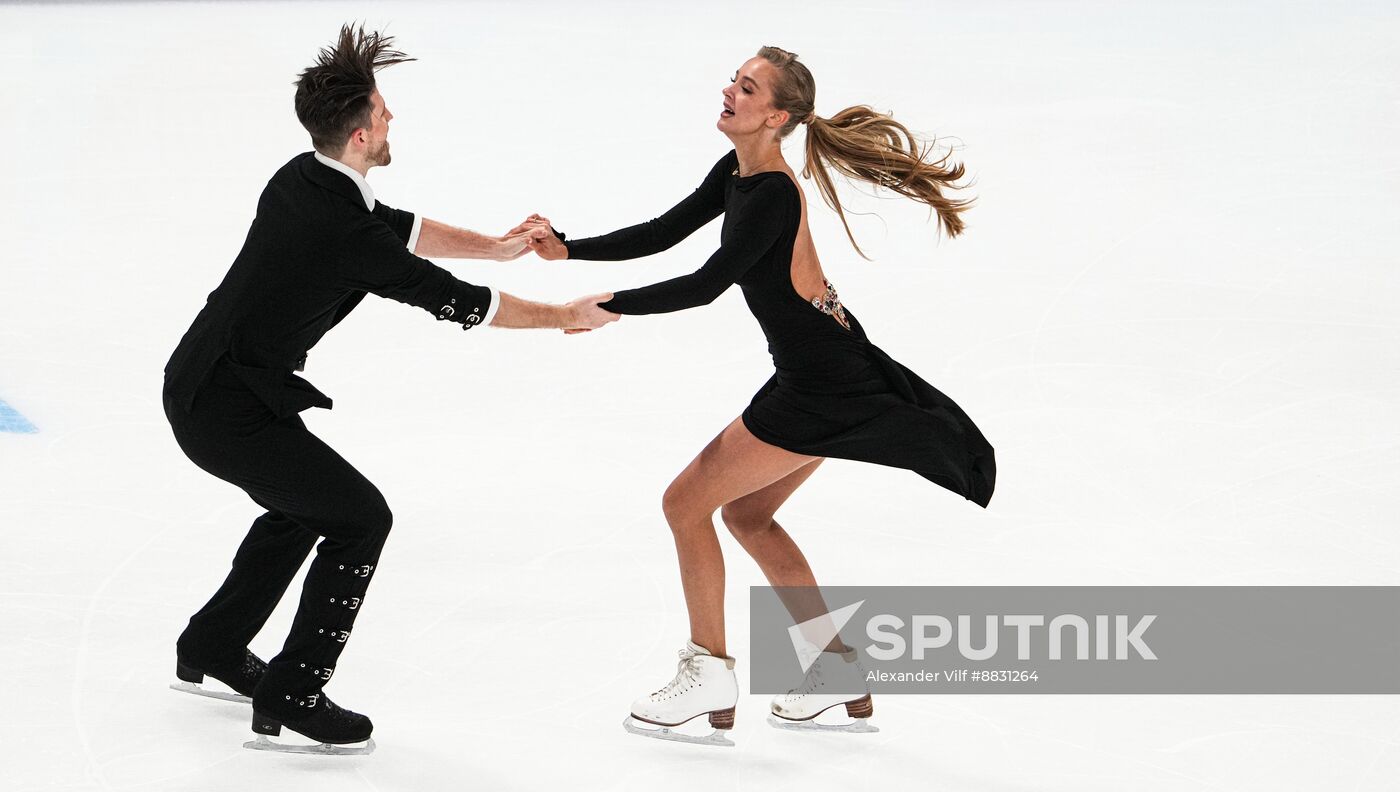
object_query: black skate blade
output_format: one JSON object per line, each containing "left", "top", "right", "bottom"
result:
{"left": 243, "top": 735, "right": 376, "bottom": 756}
{"left": 622, "top": 716, "right": 734, "bottom": 747}
{"left": 767, "top": 713, "right": 879, "bottom": 734}
{"left": 169, "top": 681, "right": 252, "bottom": 705}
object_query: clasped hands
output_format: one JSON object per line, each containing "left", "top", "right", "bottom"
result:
{"left": 500, "top": 214, "right": 615, "bottom": 334}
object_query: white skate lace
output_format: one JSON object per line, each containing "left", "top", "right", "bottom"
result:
{"left": 788, "top": 663, "right": 824, "bottom": 698}
{"left": 784, "top": 654, "right": 869, "bottom": 702}
{"left": 651, "top": 646, "right": 703, "bottom": 699}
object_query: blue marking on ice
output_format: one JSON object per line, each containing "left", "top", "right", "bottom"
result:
{"left": 0, "top": 398, "right": 37, "bottom": 433}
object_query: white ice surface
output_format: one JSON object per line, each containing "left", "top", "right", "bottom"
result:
{"left": 4, "top": 1, "right": 1400, "bottom": 790}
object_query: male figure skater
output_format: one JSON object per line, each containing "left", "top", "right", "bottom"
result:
{"left": 162, "top": 25, "right": 617, "bottom": 753}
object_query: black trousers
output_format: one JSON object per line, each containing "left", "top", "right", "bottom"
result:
{"left": 164, "top": 360, "right": 391, "bottom": 719}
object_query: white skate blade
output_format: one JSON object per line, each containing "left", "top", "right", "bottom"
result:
{"left": 169, "top": 681, "right": 251, "bottom": 705}
{"left": 242, "top": 735, "right": 376, "bottom": 756}
{"left": 768, "top": 713, "right": 879, "bottom": 734}
{"left": 623, "top": 716, "right": 734, "bottom": 747}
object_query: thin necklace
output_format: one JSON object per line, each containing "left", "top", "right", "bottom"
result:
{"left": 735, "top": 154, "right": 786, "bottom": 177}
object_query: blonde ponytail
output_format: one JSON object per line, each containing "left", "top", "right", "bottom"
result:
{"left": 757, "top": 46, "right": 974, "bottom": 257}
{"left": 804, "top": 106, "right": 972, "bottom": 256}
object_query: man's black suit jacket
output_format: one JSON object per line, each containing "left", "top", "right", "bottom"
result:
{"left": 164, "top": 152, "right": 493, "bottom": 418}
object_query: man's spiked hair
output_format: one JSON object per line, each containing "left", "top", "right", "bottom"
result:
{"left": 293, "top": 24, "right": 414, "bottom": 154}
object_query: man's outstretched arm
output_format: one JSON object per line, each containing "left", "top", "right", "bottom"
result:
{"left": 415, "top": 217, "right": 541, "bottom": 261}
{"left": 490, "top": 292, "right": 619, "bottom": 331}
{"left": 343, "top": 218, "right": 617, "bottom": 332}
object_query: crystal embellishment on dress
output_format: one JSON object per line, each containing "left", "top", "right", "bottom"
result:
{"left": 811, "top": 280, "right": 851, "bottom": 330}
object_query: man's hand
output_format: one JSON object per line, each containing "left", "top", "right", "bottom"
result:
{"left": 510, "top": 213, "right": 569, "bottom": 261}
{"left": 563, "top": 292, "right": 619, "bottom": 333}
{"left": 506, "top": 213, "right": 551, "bottom": 237}
{"left": 418, "top": 217, "right": 546, "bottom": 261}
{"left": 496, "top": 226, "right": 549, "bottom": 261}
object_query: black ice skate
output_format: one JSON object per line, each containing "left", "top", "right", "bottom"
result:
{"left": 169, "top": 649, "right": 266, "bottom": 705}
{"left": 244, "top": 693, "right": 375, "bottom": 755}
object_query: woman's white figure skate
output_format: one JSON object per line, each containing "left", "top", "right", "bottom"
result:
{"left": 623, "top": 640, "right": 738, "bottom": 747}
{"left": 768, "top": 647, "right": 879, "bottom": 734}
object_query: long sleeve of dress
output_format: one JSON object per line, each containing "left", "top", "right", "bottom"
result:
{"left": 600, "top": 177, "right": 792, "bottom": 315}
{"left": 563, "top": 152, "right": 733, "bottom": 262}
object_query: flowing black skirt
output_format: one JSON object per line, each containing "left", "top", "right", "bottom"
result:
{"left": 740, "top": 313, "right": 996, "bottom": 507}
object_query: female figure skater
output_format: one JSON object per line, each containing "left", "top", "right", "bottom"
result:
{"left": 525, "top": 46, "right": 995, "bottom": 745}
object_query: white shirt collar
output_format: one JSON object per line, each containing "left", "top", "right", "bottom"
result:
{"left": 313, "top": 151, "right": 375, "bottom": 211}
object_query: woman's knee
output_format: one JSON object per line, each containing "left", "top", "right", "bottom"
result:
{"left": 720, "top": 502, "right": 772, "bottom": 538}
{"left": 661, "top": 479, "right": 713, "bottom": 530}
{"left": 660, "top": 481, "right": 687, "bottom": 526}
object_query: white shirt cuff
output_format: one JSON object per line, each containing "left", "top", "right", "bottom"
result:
{"left": 408, "top": 213, "right": 424, "bottom": 253}
{"left": 481, "top": 287, "right": 501, "bottom": 328}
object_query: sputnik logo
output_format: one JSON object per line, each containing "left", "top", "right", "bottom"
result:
{"left": 787, "top": 600, "right": 865, "bottom": 673}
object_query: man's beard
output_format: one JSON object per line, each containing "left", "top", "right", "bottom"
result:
{"left": 370, "top": 139, "right": 391, "bottom": 166}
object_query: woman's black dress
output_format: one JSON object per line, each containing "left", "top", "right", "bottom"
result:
{"left": 564, "top": 150, "right": 995, "bottom": 507}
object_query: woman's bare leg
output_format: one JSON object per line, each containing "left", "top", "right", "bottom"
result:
{"left": 661, "top": 417, "right": 817, "bottom": 658}
{"left": 720, "top": 459, "right": 824, "bottom": 588}
{"left": 720, "top": 460, "right": 848, "bottom": 651}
